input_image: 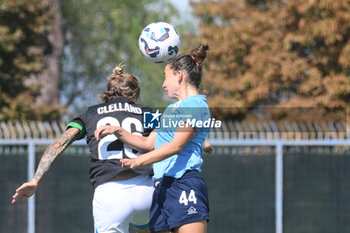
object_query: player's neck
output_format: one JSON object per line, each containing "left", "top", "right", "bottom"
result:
{"left": 177, "top": 85, "right": 198, "bottom": 101}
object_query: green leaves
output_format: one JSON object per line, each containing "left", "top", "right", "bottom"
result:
{"left": 61, "top": 0, "right": 177, "bottom": 112}
{"left": 0, "top": 0, "right": 57, "bottom": 121}
{"left": 0, "top": 0, "right": 178, "bottom": 121}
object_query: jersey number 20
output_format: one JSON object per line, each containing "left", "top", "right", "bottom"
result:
{"left": 96, "top": 116, "right": 143, "bottom": 160}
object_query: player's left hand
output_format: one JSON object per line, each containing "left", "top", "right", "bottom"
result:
{"left": 12, "top": 179, "right": 38, "bottom": 204}
{"left": 203, "top": 141, "right": 213, "bottom": 154}
{"left": 120, "top": 158, "right": 140, "bottom": 169}
{"left": 94, "top": 125, "right": 121, "bottom": 140}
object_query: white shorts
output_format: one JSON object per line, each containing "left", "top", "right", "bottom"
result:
{"left": 93, "top": 174, "right": 154, "bottom": 233}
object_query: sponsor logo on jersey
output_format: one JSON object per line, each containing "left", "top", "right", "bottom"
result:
{"left": 188, "top": 206, "right": 198, "bottom": 215}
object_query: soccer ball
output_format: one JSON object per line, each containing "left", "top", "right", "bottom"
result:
{"left": 138, "top": 22, "right": 181, "bottom": 63}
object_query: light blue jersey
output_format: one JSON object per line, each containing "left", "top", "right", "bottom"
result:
{"left": 153, "top": 95, "right": 211, "bottom": 179}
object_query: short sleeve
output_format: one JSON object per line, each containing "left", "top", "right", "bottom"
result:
{"left": 177, "top": 98, "right": 211, "bottom": 132}
{"left": 66, "top": 110, "right": 87, "bottom": 140}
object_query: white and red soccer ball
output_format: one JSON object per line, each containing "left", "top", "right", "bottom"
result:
{"left": 138, "top": 22, "right": 181, "bottom": 63}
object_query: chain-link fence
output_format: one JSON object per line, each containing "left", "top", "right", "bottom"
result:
{"left": 1, "top": 120, "right": 350, "bottom": 233}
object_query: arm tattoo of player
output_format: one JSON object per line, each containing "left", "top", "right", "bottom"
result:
{"left": 33, "top": 128, "right": 80, "bottom": 182}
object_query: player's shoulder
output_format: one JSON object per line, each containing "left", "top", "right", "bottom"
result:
{"left": 180, "top": 95, "right": 208, "bottom": 108}
{"left": 134, "top": 103, "right": 153, "bottom": 113}
{"left": 84, "top": 98, "right": 112, "bottom": 112}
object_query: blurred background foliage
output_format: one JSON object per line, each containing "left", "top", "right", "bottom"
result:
{"left": 0, "top": 0, "right": 349, "bottom": 122}
{"left": 60, "top": 0, "right": 178, "bottom": 114}
{"left": 190, "top": 0, "right": 350, "bottom": 121}
{"left": 0, "top": 0, "right": 63, "bottom": 121}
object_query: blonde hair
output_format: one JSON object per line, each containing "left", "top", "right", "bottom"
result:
{"left": 101, "top": 65, "right": 140, "bottom": 103}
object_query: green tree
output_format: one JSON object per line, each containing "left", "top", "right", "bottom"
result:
{"left": 0, "top": 0, "right": 63, "bottom": 121}
{"left": 61, "top": 0, "right": 178, "bottom": 115}
{"left": 0, "top": 0, "right": 179, "bottom": 121}
{"left": 190, "top": 0, "right": 350, "bottom": 121}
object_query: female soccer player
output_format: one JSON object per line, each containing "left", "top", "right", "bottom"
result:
{"left": 95, "top": 44, "right": 211, "bottom": 233}
{"left": 12, "top": 66, "right": 155, "bottom": 233}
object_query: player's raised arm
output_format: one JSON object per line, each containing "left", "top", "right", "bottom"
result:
{"left": 11, "top": 127, "right": 80, "bottom": 204}
{"left": 94, "top": 125, "right": 155, "bottom": 152}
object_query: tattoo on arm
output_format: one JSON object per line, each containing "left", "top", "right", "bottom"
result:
{"left": 33, "top": 128, "right": 80, "bottom": 182}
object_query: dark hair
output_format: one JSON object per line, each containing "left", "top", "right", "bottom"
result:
{"left": 101, "top": 65, "right": 140, "bottom": 103}
{"left": 167, "top": 44, "right": 209, "bottom": 89}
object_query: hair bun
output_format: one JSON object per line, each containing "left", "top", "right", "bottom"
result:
{"left": 113, "top": 66, "right": 124, "bottom": 75}
{"left": 190, "top": 44, "right": 209, "bottom": 66}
